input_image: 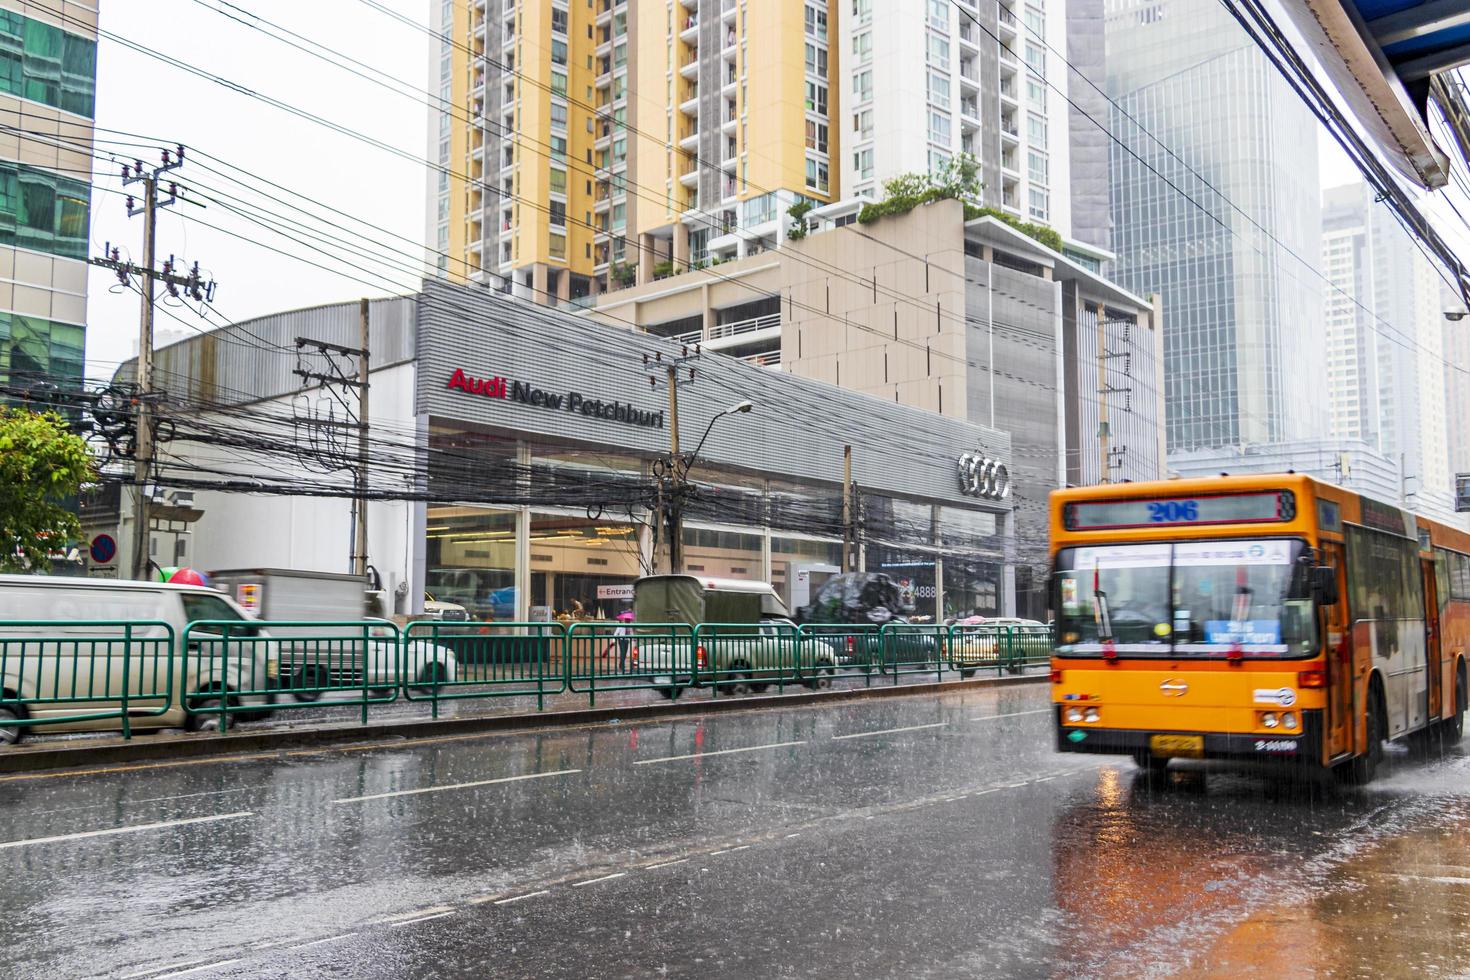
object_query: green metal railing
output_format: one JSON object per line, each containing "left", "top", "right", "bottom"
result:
{"left": 182, "top": 620, "right": 400, "bottom": 731}
{"left": 566, "top": 622, "right": 695, "bottom": 706}
{"left": 0, "top": 617, "right": 1053, "bottom": 740}
{"left": 403, "top": 621, "right": 565, "bottom": 715}
{"left": 0, "top": 621, "right": 176, "bottom": 739}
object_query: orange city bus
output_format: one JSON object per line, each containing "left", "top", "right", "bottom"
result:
{"left": 1048, "top": 473, "right": 1468, "bottom": 781}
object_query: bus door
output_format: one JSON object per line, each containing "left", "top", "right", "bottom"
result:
{"left": 1423, "top": 556, "right": 1443, "bottom": 722}
{"left": 1322, "top": 541, "right": 1354, "bottom": 759}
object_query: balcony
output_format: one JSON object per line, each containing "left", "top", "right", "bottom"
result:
{"left": 742, "top": 350, "right": 781, "bottom": 368}
{"left": 711, "top": 312, "right": 780, "bottom": 341}
{"left": 680, "top": 16, "right": 699, "bottom": 42}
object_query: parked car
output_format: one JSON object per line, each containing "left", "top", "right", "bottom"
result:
{"left": 631, "top": 575, "right": 836, "bottom": 698}
{"left": 949, "top": 617, "right": 1051, "bottom": 674}
{"left": 0, "top": 575, "right": 274, "bottom": 743}
{"left": 423, "top": 592, "right": 470, "bottom": 622}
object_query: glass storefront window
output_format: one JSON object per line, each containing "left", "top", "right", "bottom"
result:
{"left": 867, "top": 543, "right": 938, "bottom": 622}
{"left": 427, "top": 427, "right": 517, "bottom": 503}
{"left": 681, "top": 524, "right": 763, "bottom": 583}
{"left": 944, "top": 554, "right": 1003, "bottom": 620}
{"left": 772, "top": 536, "right": 841, "bottom": 615}
{"left": 425, "top": 507, "right": 516, "bottom": 621}
{"left": 530, "top": 514, "right": 641, "bottom": 621}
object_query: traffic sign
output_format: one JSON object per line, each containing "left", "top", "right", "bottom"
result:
{"left": 89, "top": 534, "right": 117, "bottom": 564}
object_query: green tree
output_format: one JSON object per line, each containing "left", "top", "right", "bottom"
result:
{"left": 0, "top": 408, "right": 94, "bottom": 572}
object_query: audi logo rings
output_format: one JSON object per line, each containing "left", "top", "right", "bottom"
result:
{"left": 957, "top": 453, "right": 1011, "bottom": 500}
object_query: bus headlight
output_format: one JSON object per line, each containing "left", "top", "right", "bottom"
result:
{"left": 1083, "top": 707, "right": 1100, "bottom": 723}
{"left": 1066, "top": 707, "right": 1084, "bottom": 724}
{"left": 1261, "top": 712, "right": 1279, "bottom": 729}
{"left": 1282, "top": 712, "right": 1298, "bottom": 730}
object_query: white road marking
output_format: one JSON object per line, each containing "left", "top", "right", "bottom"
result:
{"left": 968, "top": 708, "right": 1052, "bottom": 722}
{"left": 572, "top": 872, "right": 628, "bottom": 887}
{"left": 123, "top": 960, "right": 209, "bottom": 979}
{"left": 632, "top": 740, "right": 807, "bottom": 765}
{"left": 332, "top": 769, "right": 580, "bottom": 804}
{"left": 376, "top": 905, "right": 455, "bottom": 924}
{"left": 709, "top": 848, "right": 731, "bottom": 856}
{"left": 493, "top": 890, "right": 549, "bottom": 905}
{"left": 784, "top": 833, "right": 802, "bottom": 839}
{"left": 830, "top": 722, "right": 948, "bottom": 740}
{"left": 151, "top": 960, "right": 241, "bottom": 979}
{"left": 0, "top": 811, "right": 253, "bottom": 851}
{"left": 287, "top": 933, "right": 356, "bottom": 950}
{"left": 646, "top": 858, "right": 689, "bottom": 870}
{"left": 391, "top": 911, "right": 456, "bottom": 927}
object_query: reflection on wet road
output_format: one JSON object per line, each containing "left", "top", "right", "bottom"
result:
{"left": 3, "top": 684, "right": 1468, "bottom": 978}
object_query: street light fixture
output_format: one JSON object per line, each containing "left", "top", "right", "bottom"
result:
{"left": 667, "top": 400, "right": 756, "bottom": 572}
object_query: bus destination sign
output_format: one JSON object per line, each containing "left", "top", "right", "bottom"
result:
{"left": 1064, "top": 491, "right": 1293, "bottom": 531}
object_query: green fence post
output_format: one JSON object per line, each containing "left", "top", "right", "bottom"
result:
{"left": 120, "top": 623, "right": 133, "bottom": 741}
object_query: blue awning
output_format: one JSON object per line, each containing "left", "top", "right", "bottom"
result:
{"left": 1348, "top": 0, "right": 1470, "bottom": 83}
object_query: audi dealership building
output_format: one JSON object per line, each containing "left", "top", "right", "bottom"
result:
{"left": 109, "top": 280, "right": 1021, "bottom": 621}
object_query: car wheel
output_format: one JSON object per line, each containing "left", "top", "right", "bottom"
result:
{"left": 657, "top": 685, "right": 683, "bottom": 700}
{"left": 291, "top": 666, "right": 328, "bottom": 702}
{"left": 960, "top": 668, "right": 977, "bottom": 679}
{"left": 802, "top": 666, "right": 836, "bottom": 691}
{"left": 724, "top": 661, "right": 754, "bottom": 696}
{"left": 413, "top": 662, "right": 451, "bottom": 696}
{"left": 0, "top": 705, "right": 25, "bottom": 745}
{"left": 185, "top": 688, "right": 238, "bottom": 732}
{"left": 748, "top": 682, "right": 770, "bottom": 694}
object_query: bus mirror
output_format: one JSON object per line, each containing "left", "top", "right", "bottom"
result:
{"left": 1312, "top": 566, "right": 1339, "bottom": 606}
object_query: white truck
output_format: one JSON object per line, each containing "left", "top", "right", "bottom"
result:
{"left": 208, "top": 568, "right": 456, "bottom": 698}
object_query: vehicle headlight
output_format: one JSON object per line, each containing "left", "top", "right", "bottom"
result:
{"left": 1282, "top": 712, "right": 1298, "bottom": 730}
{"left": 1261, "top": 712, "right": 1278, "bottom": 729}
{"left": 1083, "top": 707, "right": 1100, "bottom": 723}
{"left": 1066, "top": 707, "right": 1084, "bottom": 723}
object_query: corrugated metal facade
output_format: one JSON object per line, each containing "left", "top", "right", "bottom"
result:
{"left": 118, "top": 297, "right": 418, "bottom": 406}
{"left": 416, "top": 280, "right": 1012, "bottom": 512}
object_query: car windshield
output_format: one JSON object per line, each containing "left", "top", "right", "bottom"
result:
{"left": 1054, "top": 538, "right": 1317, "bottom": 658}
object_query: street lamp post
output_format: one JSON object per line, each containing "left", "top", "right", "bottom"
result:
{"left": 667, "top": 399, "right": 753, "bottom": 573}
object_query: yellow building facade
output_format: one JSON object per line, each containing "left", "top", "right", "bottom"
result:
{"left": 432, "top": 0, "right": 839, "bottom": 306}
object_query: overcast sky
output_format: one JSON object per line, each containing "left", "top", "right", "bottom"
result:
{"left": 78, "top": 2, "right": 1458, "bottom": 381}
{"left": 85, "top": 0, "right": 429, "bottom": 378}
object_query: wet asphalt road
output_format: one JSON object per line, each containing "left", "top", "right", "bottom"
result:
{"left": 3, "top": 684, "right": 1469, "bottom": 979}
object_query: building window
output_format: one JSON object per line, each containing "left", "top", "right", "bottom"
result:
{"left": 549, "top": 168, "right": 567, "bottom": 195}
{"left": 1027, "top": 78, "right": 1045, "bottom": 105}
{"left": 928, "top": 148, "right": 950, "bottom": 172}
{"left": 550, "top": 135, "right": 567, "bottom": 160}
{"left": 853, "top": 70, "right": 872, "bottom": 103}
{"left": 0, "top": 161, "right": 90, "bottom": 261}
{"left": 551, "top": 6, "right": 569, "bottom": 34}
{"left": 1027, "top": 149, "right": 1048, "bottom": 185}
{"left": 1027, "top": 112, "right": 1047, "bottom": 145}
{"left": 804, "top": 42, "right": 828, "bottom": 79}
{"left": 805, "top": 156, "right": 830, "bottom": 193}
{"left": 551, "top": 39, "right": 568, "bottom": 66}
{"left": 854, "top": 147, "right": 873, "bottom": 179}
{"left": 549, "top": 200, "right": 567, "bottom": 227}
{"left": 611, "top": 202, "right": 626, "bottom": 232}
{"left": 852, "top": 32, "right": 872, "bottom": 64}
{"left": 805, "top": 80, "right": 828, "bottom": 114}
{"left": 853, "top": 0, "right": 872, "bottom": 25}
{"left": 927, "top": 110, "right": 951, "bottom": 146}
{"left": 805, "top": 119, "right": 829, "bottom": 154}
{"left": 549, "top": 232, "right": 566, "bottom": 259}
{"left": 550, "top": 102, "right": 568, "bottom": 129}
{"left": 927, "top": 0, "right": 948, "bottom": 28}
{"left": 853, "top": 109, "right": 873, "bottom": 139}
{"left": 1024, "top": 42, "right": 1045, "bottom": 76}
{"left": 0, "top": 310, "right": 82, "bottom": 387}
{"left": 551, "top": 71, "right": 567, "bottom": 96}
{"left": 925, "top": 32, "right": 949, "bottom": 71}
{"left": 1028, "top": 186, "right": 1048, "bottom": 220}
{"left": 927, "top": 69, "right": 950, "bottom": 110}
{"left": 804, "top": 4, "right": 827, "bottom": 40}
{"left": 1024, "top": 5, "right": 1045, "bottom": 35}
{"left": 0, "top": 12, "right": 97, "bottom": 118}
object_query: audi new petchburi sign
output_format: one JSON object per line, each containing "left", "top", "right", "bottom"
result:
{"left": 957, "top": 453, "right": 1010, "bottom": 501}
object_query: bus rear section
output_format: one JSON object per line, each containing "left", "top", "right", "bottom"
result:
{"left": 1050, "top": 536, "right": 1332, "bottom": 769}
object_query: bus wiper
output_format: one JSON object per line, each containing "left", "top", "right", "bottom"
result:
{"left": 1093, "top": 566, "right": 1114, "bottom": 642}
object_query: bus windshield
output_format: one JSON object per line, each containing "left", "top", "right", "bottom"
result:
{"left": 1054, "top": 538, "right": 1318, "bottom": 658}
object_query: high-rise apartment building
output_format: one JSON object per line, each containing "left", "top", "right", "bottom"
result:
{"left": 1322, "top": 182, "right": 1457, "bottom": 521}
{"left": 1105, "top": 0, "right": 1326, "bottom": 456}
{"left": 0, "top": 3, "right": 95, "bottom": 392}
{"left": 836, "top": 0, "right": 1078, "bottom": 245}
{"left": 430, "top": 0, "right": 840, "bottom": 306}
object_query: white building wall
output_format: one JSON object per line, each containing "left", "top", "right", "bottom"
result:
{"left": 170, "top": 363, "right": 419, "bottom": 612}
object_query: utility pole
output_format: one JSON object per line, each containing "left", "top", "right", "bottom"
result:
{"left": 93, "top": 147, "right": 211, "bottom": 580}
{"left": 842, "top": 445, "right": 853, "bottom": 573}
{"left": 644, "top": 346, "right": 700, "bottom": 573}
{"left": 293, "top": 333, "right": 370, "bottom": 576}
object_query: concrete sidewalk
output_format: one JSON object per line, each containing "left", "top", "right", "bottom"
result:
{"left": 0, "top": 671, "right": 1048, "bottom": 774}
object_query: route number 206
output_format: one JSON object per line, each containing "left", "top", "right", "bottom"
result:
{"left": 1148, "top": 500, "right": 1199, "bottom": 522}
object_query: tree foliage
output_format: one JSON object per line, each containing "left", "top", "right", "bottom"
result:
{"left": 856, "top": 153, "right": 1063, "bottom": 252}
{"left": 0, "top": 408, "right": 94, "bottom": 572}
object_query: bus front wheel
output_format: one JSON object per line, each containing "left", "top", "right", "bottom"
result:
{"left": 1344, "top": 683, "right": 1387, "bottom": 785}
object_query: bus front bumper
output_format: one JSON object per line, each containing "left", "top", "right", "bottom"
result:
{"left": 1054, "top": 708, "right": 1325, "bottom": 765}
